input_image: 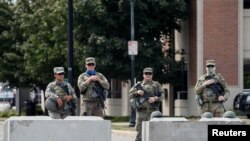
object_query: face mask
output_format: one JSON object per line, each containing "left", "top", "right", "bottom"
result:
{"left": 206, "top": 66, "right": 216, "bottom": 75}
{"left": 86, "top": 70, "right": 96, "bottom": 76}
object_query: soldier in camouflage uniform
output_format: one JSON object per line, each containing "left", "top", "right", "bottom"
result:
{"left": 129, "top": 67, "right": 165, "bottom": 141}
{"left": 77, "top": 57, "right": 110, "bottom": 117}
{"left": 195, "top": 60, "right": 230, "bottom": 117}
{"left": 45, "top": 67, "right": 77, "bottom": 119}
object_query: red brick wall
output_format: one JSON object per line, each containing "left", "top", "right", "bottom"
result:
{"left": 203, "top": 0, "right": 238, "bottom": 85}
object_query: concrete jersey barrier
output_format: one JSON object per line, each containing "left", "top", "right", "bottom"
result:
{"left": 4, "top": 116, "right": 111, "bottom": 141}
{"left": 142, "top": 117, "right": 245, "bottom": 141}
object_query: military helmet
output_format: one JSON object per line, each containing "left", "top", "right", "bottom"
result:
{"left": 206, "top": 60, "right": 216, "bottom": 66}
{"left": 150, "top": 111, "right": 163, "bottom": 119}
{"left": 201, "top": 112, "right": 213, "bottom": 118}
{"left": 45, "top": 98, "right": 58, "bottom": 112}
{"left": 143, "top": 67, "right": 153, "bottom": 73}
{"left": 223, "top": 111, "right": 236, "bottom": 118}
{"left": 53, "top": 67, "right": 65, "bottom": 74}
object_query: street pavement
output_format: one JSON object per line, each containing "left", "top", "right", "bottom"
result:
{"left": 112, "top": 130, "right": 136, "bottom": 141}
{"left": 0, "top": 121, "right": 136, "bottom": 141}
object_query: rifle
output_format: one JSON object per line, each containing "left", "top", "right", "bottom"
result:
{"left": 205, "top": 75, "right": 225, "bottom": 96}
{"left": 93, "top": 82, "right": 108, "bottom": 109}
{"left": 135, "top": 83, "right": 151, "bottom": 104}
{"left": 60, "top": 84, "right": 77, "bottom": 116}
{"left": 134, "top": 83, "right": 161, "bottom": 107}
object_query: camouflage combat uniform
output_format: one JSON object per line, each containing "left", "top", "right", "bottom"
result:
{"left": 77, "top": 72, "right": 109, "bottom": 117}
{"left": 129, "top": 80, "right": 165, "bottom": 141}
{"left": 45, "top": 80, "right": 77, "bottom": 119}
{"left": 195, "top": 73, "right": 230, "bottom": 117}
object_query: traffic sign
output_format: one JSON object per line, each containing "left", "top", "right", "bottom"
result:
{"left": 128, "top": 41, "right": 138, "bottom": 55}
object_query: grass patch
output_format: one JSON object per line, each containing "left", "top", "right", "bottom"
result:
{"left": 104, "top": 116, "right": 130, "bottom": 122}
{"left": 0, "top": 110, "right": 17, "bottom": 118}
{"left": 112, "top": 124, "right": 136, "bottom": 131}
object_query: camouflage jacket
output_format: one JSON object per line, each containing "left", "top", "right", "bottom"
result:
{"left": 194, "top": 73, "right": 230, "bottom": 102}
{"left": 129, "top": 80, "right": 165, "bottom": 109}
{"left": 45, "top": 80, "right": 77, "bottom": 106}
{"left": 77, "top": 72, "right": 110, "bottom": 101}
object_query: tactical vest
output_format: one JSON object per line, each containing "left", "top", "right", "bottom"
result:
{"left": 50, "top": 82, "right": 69, "bottom": 98}
{"left": 139, "top": 81, "right": 159, "bottom": 109}
{"left": 81, "top": 72, "right": 104, "bottom": 101}
{"left": 49, "top": 82, "right": 70, "bottom": 110}
{"left": 201, "top": 74, "right": 224, "bottom": 102}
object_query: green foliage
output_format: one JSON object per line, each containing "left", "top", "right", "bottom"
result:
{"left": 0, "top": 0, "right": 188, "bottom": 88}
{"left": 0, "top": 110, "right": 17, "bottom": 118}
{"left": 74, "top": 0, "right": 188, "bottom": 83}
{"left": 104, "top": 116, "right": 130, "bottom": 122}
{"left": 0, "top": 1, "right": 35, "bottom": 87}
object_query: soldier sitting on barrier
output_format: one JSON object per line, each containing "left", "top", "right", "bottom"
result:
{"left": 129, "top": 67, "right": 165, "bottom": 141}
{"left": 194, "top": 60, "right": 230, "bottom": 117}
{"left": 45, "top": 67, "right": 77, "bottom": 119}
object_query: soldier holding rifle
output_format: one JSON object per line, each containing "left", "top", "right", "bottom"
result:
{"left": 77, "top": 57, "right": 110, "bottom": 118}
{"left": 195, "top": 60, "right": 230, "bottom": 117}
{"left": 129, "top": 67, "right": 165, "bottom": 141}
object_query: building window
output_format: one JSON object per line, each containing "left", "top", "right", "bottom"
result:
{"left": 108, "top": 79, "right": 122, "bottom": 98}
{"left": 244, "top": 64, "right": 250, "bottom": 89}
{"left": 244, "top": 0, "right": 250, "bottom": 9}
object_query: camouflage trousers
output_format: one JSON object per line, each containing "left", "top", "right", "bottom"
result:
{"left": 201, "top": 102, "right": 225, "bottom": 117}
{"left": 80, "top": 101, "right": 104, "bottom": 117}
{"left": 48, "top": 110, "right": 71, "bottom": 119}
{"left": 135, "top": 108, "right": 158, "bottom": 141}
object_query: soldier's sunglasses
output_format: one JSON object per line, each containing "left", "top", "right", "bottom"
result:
{"left": 206, "top": 65, "right": 215, "bottom": 68}
{"left": 57, "top": 73, "right": 65, "bottom": 75}
{"left": 87, "top": 63, "right": 95, "bottom": 66}
{"left": 144, "top": 72, "right": 152, "bottom": 75}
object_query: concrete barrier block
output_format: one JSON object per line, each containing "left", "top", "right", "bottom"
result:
{"left": 199, "top": 117, "right": 245, "bottom": 124}
{"left": 149, "top": 117, "right": 189, "bottom": 122}
{"left": 4, "top": 116, "right": 111, "bottom": 141}
{"left": 142, "top": 117, "right": 245, "bottom": 141}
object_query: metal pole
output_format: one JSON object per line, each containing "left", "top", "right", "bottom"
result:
{"left": 67, "top": 0, "right": 73, "bottom": 85}
{"left": 129, "top": 0, "right": 136, "bottom": 127}
{"left": 131, "top": 0, "right": 135, "bottom": 86}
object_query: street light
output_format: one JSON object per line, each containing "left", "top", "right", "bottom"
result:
{"left": 129, "top": 0, "right": 136, "bottom": 127}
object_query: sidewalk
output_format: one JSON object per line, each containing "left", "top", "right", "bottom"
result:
{"left": 111, "top": 122, "right": 136, "bottom": 141}
{"left": 111, "top": 122, "right": 136, "bottom": 135}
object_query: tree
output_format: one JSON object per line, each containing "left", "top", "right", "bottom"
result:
{"left": 73, "top": 0, "right": 187, "bottom": 83}
{"left": 13, "top": 0, "right": 69, "bottom": 88}
{"left": 0, "top": 1, "right": 30, "bottom": 87}
{"left": 0, "top": 0, "right": 188, "bottom": 88}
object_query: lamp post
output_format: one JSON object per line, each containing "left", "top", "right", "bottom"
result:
{"left": 130, "top": 0, "right": 135, "bottom": 86}
{"left": 129, "top": 0, "right": 136, "bottom": 127}
{"left": 67, "top": 0, "right": 73, "bottom": 85}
